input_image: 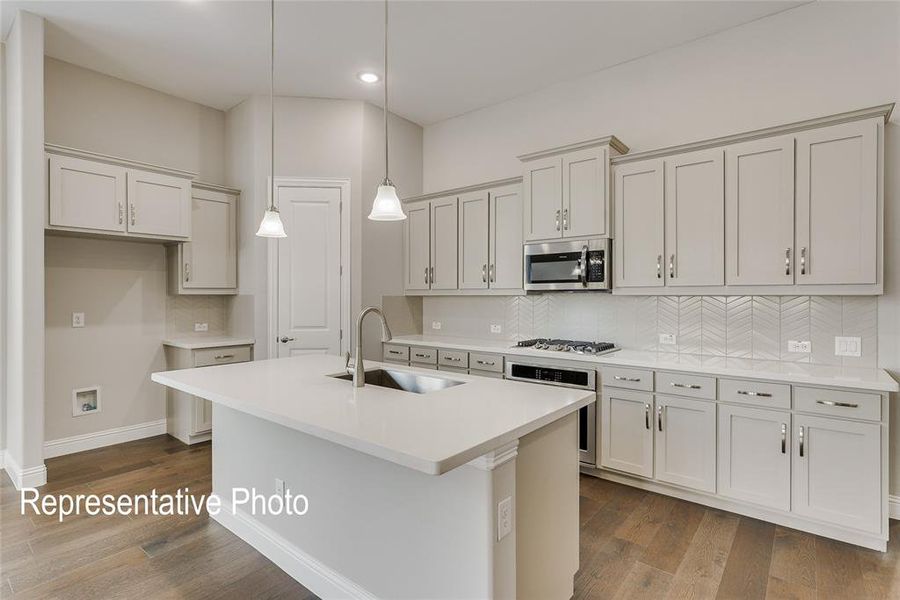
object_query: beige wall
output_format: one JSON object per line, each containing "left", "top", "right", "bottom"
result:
{"left": 1, "top": 41, "right": 7, "bottom": 454}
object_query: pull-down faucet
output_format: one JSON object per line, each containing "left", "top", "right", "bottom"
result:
{"left": 345, "top": 306, "right": 392, "bottom": 387}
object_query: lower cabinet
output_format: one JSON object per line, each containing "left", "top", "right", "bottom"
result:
{"left": 654, "top": 395, "right": 716, "bottom": 493}
{"left": 600, "top": 388, "right": 654, "bottom": 478}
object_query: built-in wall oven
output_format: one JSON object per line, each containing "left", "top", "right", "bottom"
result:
{"left": 504, "top": 358, "right": 597, "bottom": 465}
{"left": 524, "top": 238, "right": 610, "bottom": 291}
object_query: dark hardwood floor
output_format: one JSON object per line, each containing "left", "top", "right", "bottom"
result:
{"left": 1, "top": 435, "right": 898, "bottom": 599}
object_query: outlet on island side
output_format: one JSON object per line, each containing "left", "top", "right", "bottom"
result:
{"left": 497, "top": 496, "right": 512, "bottom": 541}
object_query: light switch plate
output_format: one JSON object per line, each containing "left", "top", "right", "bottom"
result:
{"left": 659, "top": 333, "right": 676, "bottom": 345}
{"left": 72, "top": 312, "right": 85, "bottom": 328}
{"left": 497, "top": 496, "right": 512, "bottom": 541}
{"left": 490, "top": 324, "right": 502, "bottom": 334}
{"left": 194, "top": 322, "right": 209, "bottom": 332}
{"left": 787, "top": 340, "right": 811, "bottom": 353}
{"left": 431, "top": 321, "right": 442, "bottom": 330}
{"left": 834, "top": 336, "right": 862, "bottom": 357}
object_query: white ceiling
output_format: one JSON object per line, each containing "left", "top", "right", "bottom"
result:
{"left": 2, "top": 1, "right": 806, "bottom": 125}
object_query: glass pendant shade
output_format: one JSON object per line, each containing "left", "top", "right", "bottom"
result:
{"left": 256, "top": 208, "right": 287, "bottom": 237}
{"left": 368, "top": 184, "right": 406, "bottom": 221}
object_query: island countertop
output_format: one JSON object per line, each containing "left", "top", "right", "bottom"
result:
{"left": 151, "top": 354, "right": 593, "bottom": 475}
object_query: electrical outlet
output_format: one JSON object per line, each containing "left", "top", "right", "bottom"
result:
{"left": 788, "top": 340, "right": 811, "bottom": 353}
{"left": 431, "top": 321, "right": 442, "bottom": 330}
{"left": 834, "top": 336, "right": 862, "bottom": 358}
{"left": 659, "top": 333, "right": 676, "bottom": 345}
{"left": 490, "top": 324, "right": 502, "bottom": 334}
{"left": 497, "top": 496, "right": 512, "bottom": 541}
{"left": 71, "top": 312, "right": 85, "bottom": 328}
{"left": 194, "top": 322, "right": 209, "bottom": 332}
{"left": 275, "top": 478, "right": 285, "bottom": 497}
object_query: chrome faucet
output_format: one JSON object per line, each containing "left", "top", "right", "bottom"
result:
{"left": 345, "top": 306, "right": 392, "bottom": 387}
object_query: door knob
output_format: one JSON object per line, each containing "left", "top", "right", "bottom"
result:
{"left": 279, "top": 336, "right": 295, "bottom": 343}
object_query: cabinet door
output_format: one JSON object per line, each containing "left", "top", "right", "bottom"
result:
{"left": 182, "top": 189, "right": 237, "bottom": 290}
{"left": 796, "top": 119, "right": 878, "bottom": 285}
{"left": 654, "top": 395, "right": 716, "bottom": 493}
{"left": 665, "top": 149, "right": 724, "bottom": 286}
{"left": 404, "top": 203, "right": 431, "bottom": 291}
{"left": 126, "top": 169, "right": 191, "bottom": 237}
{"left": 600, "top": 388, "right": 654, "bottom": 477}
{"left": 614, "top": 159, "right": 665, "bottom": 288}
{"left": 192, "top": 397, "right": 212, "bottom": 435}
{"left": 718, "top": 405, "right": 790, "bottom": 511}
{"left": 489, "top": 184, "right": 523, "bottom": 291}
{"left": 792, "top": 414, "right": 881, "bottom": 534}
{"left": 458, "top": 191, "right": 490, "bottom": 290}
{"left": 48, "top": 154, "right": 127, "bottom": 233}
{"left": 523, "top": 156, "right": 562, "bottom": 241}
{"left": 725, "top": 136, "right": 795, "bottom": 285}
{"left": 563, "top": 146, "right": 608, "bottom": 238}
{"left": 430, "top": 197, "right": 459, "bottom": 290}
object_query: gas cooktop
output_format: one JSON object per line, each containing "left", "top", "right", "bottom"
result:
{"left": 515, "top": 338, "right": 617, "bottom": 355}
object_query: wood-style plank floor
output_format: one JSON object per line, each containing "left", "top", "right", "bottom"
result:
{"left": 2, "top": 436, "right": 898, "bottom": 599}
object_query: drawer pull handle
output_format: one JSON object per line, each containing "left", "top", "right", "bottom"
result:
{"left": 816, "top": 400, "right": 859, "bottom": 408}
{"left": 644, "top": 403, "right": 650, "bottom": 430}
{"left": 214, "top": 354, "right": 234, "bottom": 360}
{"left": 444, "top": 356, "right": 462, "bottom": 362}
{"left": 657, "top": 405, "right": 663, "bottom": 432}
{"left": 614, "top": 376, "right": 641, "bottom": 382}
{"left": 671, "top": 382, "right": 701, "bottom": 390}
{"left": 656, "top": 255, "right": 662, "bottom": 279}
{"left": 785, "top": 248, "right": 791, "bottom": 276}
{"left": 388, "top": 350, "right": 403, "bottom": 355}
{"left": 781, "top": 423, "right": 787, "bottom": 454}
{"left": 476, "top": 360, "right": 496, "bottom": 366}
{"left": 737, "top": 390, "right": 772, "bottom": 398}
{"left": 799, "top": 425, "right": 804, "bottom": 457}
{"left": 414, "top": 353, "right": 430, "bottom": 358}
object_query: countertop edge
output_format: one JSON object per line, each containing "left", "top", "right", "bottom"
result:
{"left": 162, "top": 337, "right": 256, "bottom": 350}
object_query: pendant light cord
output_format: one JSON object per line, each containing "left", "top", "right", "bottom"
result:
{"left": 270, "top": 0, "right": 276, "bottom": 211}
{"left": 382, "top": 0, "right": 390, "bottom": 186}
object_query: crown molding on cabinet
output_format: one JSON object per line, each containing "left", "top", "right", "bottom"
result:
{"left": 403, "top": 175, "right": 523, "bottom": 204}
{"left": 44, "top": 143, "right": 199, "bottom": 180}
{"left": 192, "top": 180, "right": 241, "bottom": 196}
{"left": 611, "top": 103, "right": 894, "bottom": 165}
{"left": 517, "top": 134, "right": 629, "bottom": 162}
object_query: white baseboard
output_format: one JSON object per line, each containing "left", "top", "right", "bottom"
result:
{"left": 0, "top": 449, "right": 5, "bottom": 471}
{"left": 43, "top": 419, "right": 167, "bottom": 459}
{"left": 212, "top": 502, "right": 376, "bottom": 600}
{"left": 890, "top": 495, "right": 900, "bottom": 520}
{"left": 3, "top": 453, "right": 47, "bottom": 489}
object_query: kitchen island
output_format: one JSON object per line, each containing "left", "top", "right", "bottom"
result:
{"left": 151, "top": 354, "right": 594, "bottom": 600}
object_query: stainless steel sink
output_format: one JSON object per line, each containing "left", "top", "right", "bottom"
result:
{"left": 331, "top": 369, "right": 465, "bottom": 394}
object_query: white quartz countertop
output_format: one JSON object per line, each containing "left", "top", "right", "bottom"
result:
{"left": 390, "top": 335, "right": 899, "bottom": 393}
{"left": 151, "top": 354, "right": 594, "bottom": 475}
{"left": 162, "top": 336, "right": 256, "bottom": 350}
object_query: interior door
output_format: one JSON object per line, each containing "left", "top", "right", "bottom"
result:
{"left": 489, "top": 184, "right": 523, "bottom": 290}
{"left": 523, "top": 156, "right": 562, "bottom": 241}
{"left": 725, "top": 135, "right": 795, "bottom": 285}
{"left": 126, "top": 169, "right": 191, "bottom": 237}
{"left": 665, "top": 149, "right": 724, "bottom": 286}
{"left": 404, "top": 203, "right": 430, "bottom": 291}
{"left": 563, "top": 146, "right": 608, "bottom": 238}
{"left": 183, "top": 188, "right": 236, "bottom": 289}
{"left": 276, "top": 183, "right": 343, "bottom": 358}
{"left": 718, "top": 404, "right": 790, "bottom": 511}
{"left": 458, "top": 191, "right": 490, "bottom": 290}
{"left": 654, "top": 395, "right": 717, "bottom": 493}
{"left": 614, "top": 158, "right": 665, "bottom": 288}
{"left": 796, "top": 118, "right": 878, "bottom": 285}
{"left": 600, "top": 388, "right": 654, "bottom": 477}
{"left": 49, "top": 154, "right": 127, "bottom": 233}
{"left": 430, "top": 197, "right": 459, "bottom": 290}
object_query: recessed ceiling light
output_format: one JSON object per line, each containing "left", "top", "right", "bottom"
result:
{"left": 357, "top": 72, "right": 380, "bottom": 84}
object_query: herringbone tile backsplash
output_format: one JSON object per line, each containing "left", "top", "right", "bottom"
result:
{"left": 422, "top": 295, "right": 878, "bottom": 367}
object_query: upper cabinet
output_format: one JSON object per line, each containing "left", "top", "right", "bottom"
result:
{"left": 612, "top": 106, "right": 889, "bottom": 295}
{"left": 520, "top": 136, "right": 627, "bottom": 242}
{"left": 47, "top": 146, "right": 193, "bottom": 242}
{"left": 404, "top": 179, "right": 523, "bottom": 296}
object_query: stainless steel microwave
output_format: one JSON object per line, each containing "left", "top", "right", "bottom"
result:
{"left": 524, "top": 238, "right": 610, "bottom": 291}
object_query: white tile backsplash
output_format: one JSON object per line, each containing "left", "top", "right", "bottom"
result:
{"left": 166, "top": 295, "right": 228, "bottom": 337}
{"left": 422, "top": 294, "right": 878, "bottom": 367}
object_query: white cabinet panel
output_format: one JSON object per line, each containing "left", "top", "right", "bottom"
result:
{"left": 523, "top": 156, "right": 562, "bottom": 241}
{"left": 49, "top": 154, "right": 127, "bottom": 233}
{"left": 718, "top": 405, "right": 790, "bottom": 511}
{"left": 192, "top": 398, "right": 213, "bottom": 435}
{"left": 654, "top": 395, "right": 717, "bottom": 493}
{"left": 126, "top": 169, "right": 191, "bottom": 238}
{"left": 404, "top": 203, "right": 431, "bottom": 291}
{"left": 430, "top": 197, "right": 459, "bottom": 290}
{"left": 181, "top": 188, "right": 237, "bottom": 291}
{"left": 458, "top": 191, "right": 490, "bottom": 290}
{"left": 489, "top": 184, "right": 523, "bottom": 290}
{"left": 600, "top": 388, "right": 654, "bottom": 478}
{"left": 792, "top": 414, "right": 881, "bottom": 534}
{"left": 725, "top": 136, "right": 795, "bottom": 285}
{"left": 665, "top": 149, "right": 724, "bottom": 286}
{"left": 563, "top": 146, "right": 608, "bottom": 238}
{"left": 796, "top": 119, "right": 878, "bottom": 285}
{"left": 614, "top": 159, "right": 665, "bottom": 288}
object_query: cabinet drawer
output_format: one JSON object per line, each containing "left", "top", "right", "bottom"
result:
{"left": 470, "top": 370, "right": 504, "bottom": 379}
{"left": 193, "top": 346, "right": 251, "bottom": 368}
{"left": 602, "top": 366, "right": 653, "bottom": 391}
{"left": 469, "top": 352, "right": 503, "bottom": 373}
{"left": 438, "top": 349, "right": 469, "bottom": 368}
{"left": 794, "top": 387, "right": 881, "bottom": 421}
{"left": 720, "top": 378, "right": 791, "bottom": 410}
{"left": 383, "top": 344, "right": 409, "bottom": 362}
{"left": 438, "top": 365, "right": 468, "bottom": 375}
{"left": 410, "top": 347, "right": 437, "bottom": 365}
{"left": 657, "top": 371, "right": 716, "bottom": 400}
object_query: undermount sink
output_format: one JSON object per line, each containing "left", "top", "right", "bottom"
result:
{"left": 331, "top": 368, "right": 465, "bottom": 394}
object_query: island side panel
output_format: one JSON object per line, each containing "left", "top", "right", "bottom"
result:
{"left": 211, "top": 404, "right": 499, "bottom": 599}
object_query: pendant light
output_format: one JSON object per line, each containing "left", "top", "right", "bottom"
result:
{"left": 256, "top": 0, "right": 287, "bottom": 238}
{"left": 368, "top": 0, "right": 406, "bottom": 221}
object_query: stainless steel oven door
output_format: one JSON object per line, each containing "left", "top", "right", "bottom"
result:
{"left": 524, "top": 238, "right": 610, "bottom": 291}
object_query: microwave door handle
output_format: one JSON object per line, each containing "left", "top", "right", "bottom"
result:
{"left": 580, "top": 245, "right": 588, "bottom": 287}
